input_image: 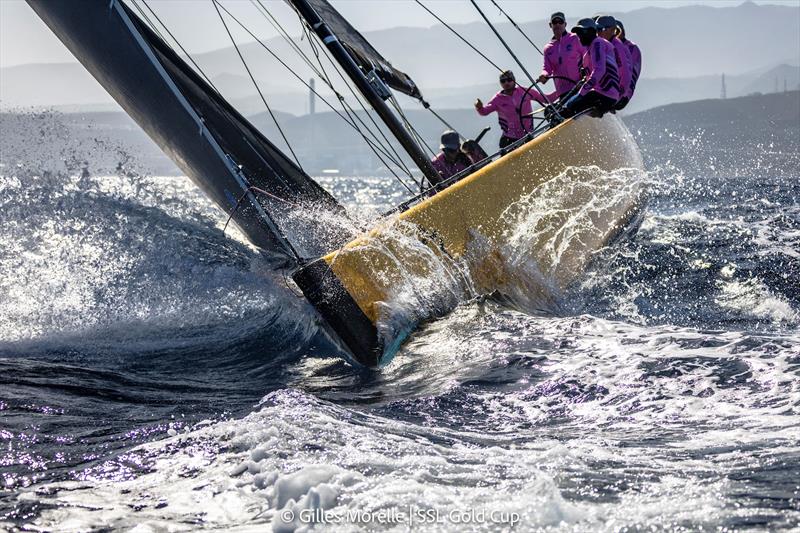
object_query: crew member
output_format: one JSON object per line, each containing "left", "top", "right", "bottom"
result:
{"left": 430, "top": 130, "right": 472, "bottom": 182}
{"left": 537, "top": 12, "right": 584, "bottom": 99}
{"left": 596, "top": 15, "right": 632, "bottom": 110}
{"left": 561, "top": 18, "right": 620, "bottom": 118}
{"left": 616, "top": 20, "right": 642, "bottom": 102}
{"left": 475, "top": 70, "right": 544, "bottom": 149}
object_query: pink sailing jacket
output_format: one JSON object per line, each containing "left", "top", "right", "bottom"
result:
{"left": 477, "top": 86, "right": 544, "bottom": 140}
{"left": 610, "top": 37, "right": 633, "bottom": 99}
{"left": 579, "top": 38, "right": 620, "bottom": 101}
{"left": 430, "top": 151, "right": 471, "bottom": 181}
{"left": 624, "top": 39, "right": 642, "bottom": 94}
{"left": 540, "top": 32, "right": 585, "bottom": 97}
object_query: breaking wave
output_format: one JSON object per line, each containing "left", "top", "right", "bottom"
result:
{"left": 1, "top": 113, "right": 798, "bottom": 531}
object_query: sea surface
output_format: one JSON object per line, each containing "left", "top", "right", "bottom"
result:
{"left": 1, "top": 131, "right": 799, "bottom": 531}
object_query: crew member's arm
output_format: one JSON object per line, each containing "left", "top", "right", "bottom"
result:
{"left": 475, "top": 94, "right": 499, "bottom": 116}
{"left": 616, "top": 41, "right": 632, "bottom": 98}
{"left": 537, "top": 44, "right": 554, "bottom": 83}
{"left": 580, "top": 41, "right": 605, "bottom": 96}
{"left": 629, "top": 44, "right": 642, "bottom": 91}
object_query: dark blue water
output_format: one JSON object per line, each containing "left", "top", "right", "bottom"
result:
{"left": 1, "top": 149, "right": 798, "bottom": 530}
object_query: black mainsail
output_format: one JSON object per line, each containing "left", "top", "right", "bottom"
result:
{"left": 27, "top": 0, "right": 348, "bottom": 262}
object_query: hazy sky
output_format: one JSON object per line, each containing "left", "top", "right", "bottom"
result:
{"left": 2, "top": 0, "right": 798, "bottom": 67}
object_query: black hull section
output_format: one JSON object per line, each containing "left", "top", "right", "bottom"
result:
{"left": 292, "top": 259, "right": 382, "bottom": 367}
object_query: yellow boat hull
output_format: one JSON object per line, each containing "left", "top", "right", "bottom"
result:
{"left": 293, "top": 113, "right": 644, "bottom": 366}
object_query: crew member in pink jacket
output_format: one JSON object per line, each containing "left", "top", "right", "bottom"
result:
{"left": 595, "top": 15, "right": 632, "bottom": 110}
{"left": 616, "top": 20, "right": 642, "bottom": 101}
{"left": 536, "top": 12, "right": 584, "bottom": 99}
{"left": 561, "top": 18, "right": 620, "bottom": 118}
{"left": 430, "top": 130, "right": 472, "bottom": 183}
{"left": 475, "top": 70, "right": 546, "bottom": 149}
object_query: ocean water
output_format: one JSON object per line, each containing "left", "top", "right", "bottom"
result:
{"left": 1, "top": 134, "right": 798, "bottom": 531}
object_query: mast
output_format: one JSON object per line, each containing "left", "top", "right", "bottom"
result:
{"left": 289, "top": 0, "right": 442, "bottom": 186}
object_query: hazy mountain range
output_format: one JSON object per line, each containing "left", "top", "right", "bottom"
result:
{"left": 1, "top": 1, "right": 798, "bottom": 116}
{"left": 3, "top": 90, "right": 797, "bottom": 178}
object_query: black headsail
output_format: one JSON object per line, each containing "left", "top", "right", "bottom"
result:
{"left": 300, "top": 0, "right": 422, "bottom": 100}
{"left": 289, "top": 0, "right": 442, "bottom": 186}
{"left": 27, "top": 0, "right": 348, "bottom": 263}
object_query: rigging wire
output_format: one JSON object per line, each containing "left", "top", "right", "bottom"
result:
{"left": 297, "top": 20, "right": 418, "bottom": 190}
{"left": 251, "top": 1, "right": 330, "bottom": 83}
{"left": 470, "top": 1, "right": 534, "bottom": 86}
{"left": 388, "top": 95, "right": 436, "bottom": 158}
{"left": 424, "top": 105, "right": 459, "bottom": 136}
{"left": 255, "top": 0, "right": 485, "bottom": 191}
{"left": 214, "top": 0, "right": 418, "bottom": 185}
{"left": 301, "top": 21, "right": 407, "bottom": 160}
{"left": 411, "top": 0, "right": 538, "bottom": 137}
{"left": 251, "top": 0, "right": 412, "bottom": 177}
{"left": 278, "top": 2, "right": 421, "bottom": 186}
{"left": 211, "top": 0, "right": 305, "bottom": 171}
{"left": 128, "top": 0, "right": 167, "bottom": 43}
{"left": 413, "top": 0, "right": 560, "bottom": 133}
{"left": 251, "top": 0, "right": 421, "bottom": 192}
{"left": 470, "top": 0, "right": 560, "bottom": 120}
{"left": 139, "top": 0, "right": 220, "bottom": 93}
{"left": 266, "top": 0, "right": 470, "bottom": 168}
{"left": 413, "top": 0, "right": 503, "bottom": 73}
{"left": 489, "top": 0, "right": 544, "bottom": 57}
{"left": 295, "top": 16, "right": 420, "bottom": 182}
{"left": 336, "top": 99, "right": 418, "bottom": 193}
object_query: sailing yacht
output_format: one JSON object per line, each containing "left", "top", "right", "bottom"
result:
{"left": 28, "top": 0, "right": 644, "bottom": 367}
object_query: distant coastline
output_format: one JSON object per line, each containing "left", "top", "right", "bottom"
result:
{"left": 2, "top": 90, "right": 798, "bottom": 177}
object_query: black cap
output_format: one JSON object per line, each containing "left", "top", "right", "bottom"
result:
{"left": 572, "top": 18, "right": 599, "bottom": 33}
{"left": 499, "top": 70, "right": 515, "bottom": 81}
{"left": 550, "top": 12, "right": 565, "bottom": 23}
{"left": 440, "top": 130, "right": 460, "bottom": 151}
{"left": 595, "top": 15, "right": 617, "bottom": 30}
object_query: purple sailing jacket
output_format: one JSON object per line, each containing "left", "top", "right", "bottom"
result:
{"left": 624, "top": 38, "right": 642, "bottom": 94}
{"left": 430, "top": 151, "right": 471, "bottom": 181}
{"left": 610, "top": 36, "right": 633, "bottom": 99}
{"left": 477, "top": 86, "right": 544, "bottom": 140}
{"left": 540, "top": 32, "right": 585, "bottom": 97}
{"left": 579, "top": 38, "right": 620, "bottom": 101}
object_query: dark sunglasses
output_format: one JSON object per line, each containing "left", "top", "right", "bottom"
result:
{"left": 500, "top": 77, "right": 514, "bottom": 83}
{"left": 551, "top": 19, "right": 565, "bottom": 24}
